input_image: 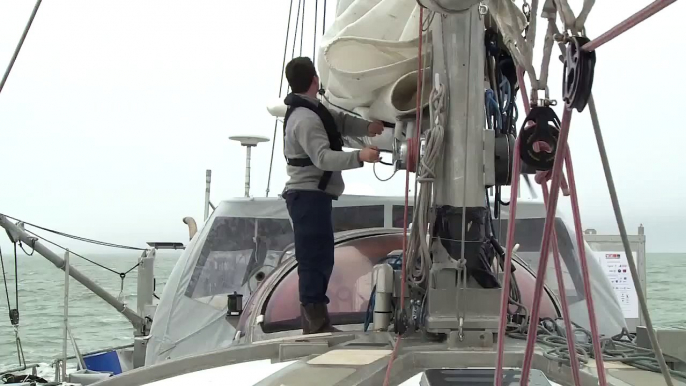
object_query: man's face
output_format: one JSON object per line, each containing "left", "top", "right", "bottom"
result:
{"left": 312, "top": 75, "right": 320, "bottom": 91}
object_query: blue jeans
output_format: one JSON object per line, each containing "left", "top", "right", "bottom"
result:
{"left": 285, "top": 190, "right": 335, "bottom": 305}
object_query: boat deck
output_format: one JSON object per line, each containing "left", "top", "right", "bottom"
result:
{"left": 93, "top": 331, "right": 685, "bottom": 386}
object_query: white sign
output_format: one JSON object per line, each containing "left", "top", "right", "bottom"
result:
{"left": 594, "top": 251, "right": 639, "bottom": 319}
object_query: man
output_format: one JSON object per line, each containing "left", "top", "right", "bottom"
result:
{"left": 282, "top": 56, "right": 382, "bottom": 334}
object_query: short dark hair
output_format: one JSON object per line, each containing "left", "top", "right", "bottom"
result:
{"left": 285, "top": 57, "right": 317, "bottom": 93}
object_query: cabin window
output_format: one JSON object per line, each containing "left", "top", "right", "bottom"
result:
{"left": 392, "top": 205, "right": 414, "bottom": 228}
{"left": 184, "top": 216, "right": 293, "bottom": 310}
{"left": 261, "top": 233, "right": 403, "bottom": 333}
{"left": 260, "top": 231, "right": 559, "bottom": 334}
{"left": 332, "top": 205, "right": 384, "bottom": 232}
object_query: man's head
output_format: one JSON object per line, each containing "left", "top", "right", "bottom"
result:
{"left": 285, "top": 57, "right": 319, "bottom": 96}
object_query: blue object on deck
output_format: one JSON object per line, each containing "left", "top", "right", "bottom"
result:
{"left": 83, "top": 350, "right": 122, "bottom": 375}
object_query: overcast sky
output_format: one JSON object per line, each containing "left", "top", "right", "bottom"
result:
{"left": 0, "top": 0, "right": 683, "bottom": 255}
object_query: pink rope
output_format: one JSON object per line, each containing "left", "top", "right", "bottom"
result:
{"left": 519, "top": 107, "right": 573, "bottom": 384}
{"left": 536, "top": 170, "right": 570, "bottom": 196}
{"left": 582, "top": 0, "right": 677, "bottom": 52}
{"left": 494, "top": 68, "right": 529, "bottom": 386}
{"left": 494, "top": 138, "right": 522, "bottom": 386}
{"left": 539, "top": 182, "right": 583, "bottom": 386}
{"left": 513, "top": 68, "right": 583, "bottom": 384}
{"left": 564, "top": 150, "right": 608, "bottom": 385}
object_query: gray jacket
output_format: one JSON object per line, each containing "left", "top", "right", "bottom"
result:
{"left": 283, "top": 94, "right": 370, "bottom": 198}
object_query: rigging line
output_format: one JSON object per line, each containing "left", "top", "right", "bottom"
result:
{"left": 24, "top": 228, "right": 139, "bottom": 278}
{"left": 383, "top": 7, "right": 423, "bottom": 386}
{"left": 494, "top": 68, "right": 528, "bottom": 386}
{"left": 557, "top": 14, "right": 671, "bottom": 380}
{"left": 322, "top": 0, "right": 327, "bottom": 35}
{"left": 0, "top": 0, "right": 43, "bottom": 96}
{"left": 412, "top": 9, "right": 434, "bottom": 217}
{"left": 563, "top": 148, "right": 608, "bottom": 384}
{"left": 292, "top": 0, "right": 302, "bottom": 61}
{"left": 300, "top": 0, "right": 306, "bottom": 56}
{"left": 582, "top": 0, "right": 676, "bottom": 52}
{"left": 13, "top": 245, "right": 19, "bottom": 314}
{"left": 265, "top": 0, "right": 296, "bottom": 197}
{"left": 0, "top": 213, "right": 145, "bottom": 251}
{"left": 588, "top": 93, "right": 674, "bottom": 385}
{"left": 19, "top": 240, "right": 35, "bottom": 256}
{"left": 539, "top": 183, "right": 583, "bottom": 386}
{"left": 0, "top": 247, "right": 13, "bottom": 315}
{"left": 519, "top": 109, "right": 581, "bottom": 386}
{"left": 313, "top": 0, "right": 318, "bottom": 65}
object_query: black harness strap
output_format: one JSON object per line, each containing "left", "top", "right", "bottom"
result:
{"left": 283, "top": 93, "right": 344, "bottom": 191}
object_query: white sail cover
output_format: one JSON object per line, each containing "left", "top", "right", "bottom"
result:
{"left": 317, "top": 0, "right": 422, "bottom": 122}
{"left": 312, "top": 0, "right": 528, "bottom": 122}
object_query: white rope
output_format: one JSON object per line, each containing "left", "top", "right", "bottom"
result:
{"left": 553, "top": 0, "right": 594, "bottom": 34}
{"left": 553, "top": 0, "right": 576, "bottom": 32}
{"left": 538, "top": 18, "right": 556, "bottom": 94}
{"left": 406, "top": 75, "right": 445, "bottom": 286}
{"left": 524, "top": 0, "right": 539, "bottom": 58}
{"left": 575, "top": 0, "right": 595, "bottom": 33}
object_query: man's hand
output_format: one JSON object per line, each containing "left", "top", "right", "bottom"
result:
{"left": 359, "top": 146, "right": 380, "bottom": 163}
{"left": 367, "top": 121, "right": 384, "bottom": 137}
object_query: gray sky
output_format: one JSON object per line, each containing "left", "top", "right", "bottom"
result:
{"left": 0, "top": 0, "right": 683, "bottom": 254}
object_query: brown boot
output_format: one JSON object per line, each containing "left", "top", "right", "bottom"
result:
{"left": 300, "top": 303, "right": 340, "bottom": 334}
{"left": 321, "top": 304, "right": 341, "bottom": 333}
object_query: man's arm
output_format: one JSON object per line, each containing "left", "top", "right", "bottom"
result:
{"left": 295, "top": 115, "right": 363, "bottom": 171}
{"left": 330, "top": 109, "right": 371, "bottom": 137}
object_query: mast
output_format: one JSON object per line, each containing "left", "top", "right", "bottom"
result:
{"left": 420, "top": 2, "right": 502, "bottom": 344}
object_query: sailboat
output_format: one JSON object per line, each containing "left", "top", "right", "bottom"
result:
{"left": 1, "top": 0, "right": 683, "bottom": 385}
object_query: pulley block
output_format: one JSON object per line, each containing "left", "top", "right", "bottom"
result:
{"left": 494, "top": 133, "right": 515, "bottom": 185}
{"left": 9, "top": 308, "right": 19, "bottom": 326}
{"left": 563, "top": 36, "right": 596, "bottom": 112}
{"left": 394, "top": 308, "right": 410, "bottom": 336}
{"left": 518, "top": 106, "right": 561, "bottom": 171}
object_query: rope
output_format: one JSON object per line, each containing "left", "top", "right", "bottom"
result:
{"left": 411, "top": 11, "right": 433, "bottom": 227}
{"left": 512, "top": 72, "right": 607, "bottom": 384}
{"left": 0, "top": 0, "right": 43, "bottom": 96}
{"left": 0, "top": 247, "right": 16, "bottom": 322}
{"left": 524, "top": 0, "right": 539, "bottom": 59}
{"left": 582, "top": 0, "right": 677, "bottom": 52}
{"left": 300, "top": 0, "right": 306, "bottom": 56}
{"left": 0, "top": 247, "right": 28, "bottom": 371}
{"left": 0, "top": 213, "right": 145, "bottom": 251}
{"left": 382, "top": 7, "right": 425, "bottom": 386}
{"left": 406, "top": 76, "right": 444, "bottom": 287}
{"left": 265, "top": 0, "right": 296, "bottom": 197}
{"left": 322, "top": 0, "right": 327, "bottom": 35}
{"left": 313, "top": 0, "right": 318, "bottom": 64}
{"left": 22, "top": 228, "right": 139, "bottom": 278}
{"left": 494, "top": 100, "right": 524, "bottom": 386}
{"left": 588, "top": 93, "right": 675, "bottom": 385}
{"left": 539, "top": 183, "right": 583, "bottom": 385}
{"left": 537, "top": 19, "right": 555, "bottom": 92}
{"left": 507, "top": 319, "right": 686, "bottom": 381}
{"left": 562, "top": 148, "right": 608, "bottom": 383}
{"left": 549, "top": 6, "right": 675, "bottom": 380}
{"left": 12, "top": 245, "right": 19, "bottom": 317}
{"left": 510, "top": 80, "right": 592, "bottom": 385}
